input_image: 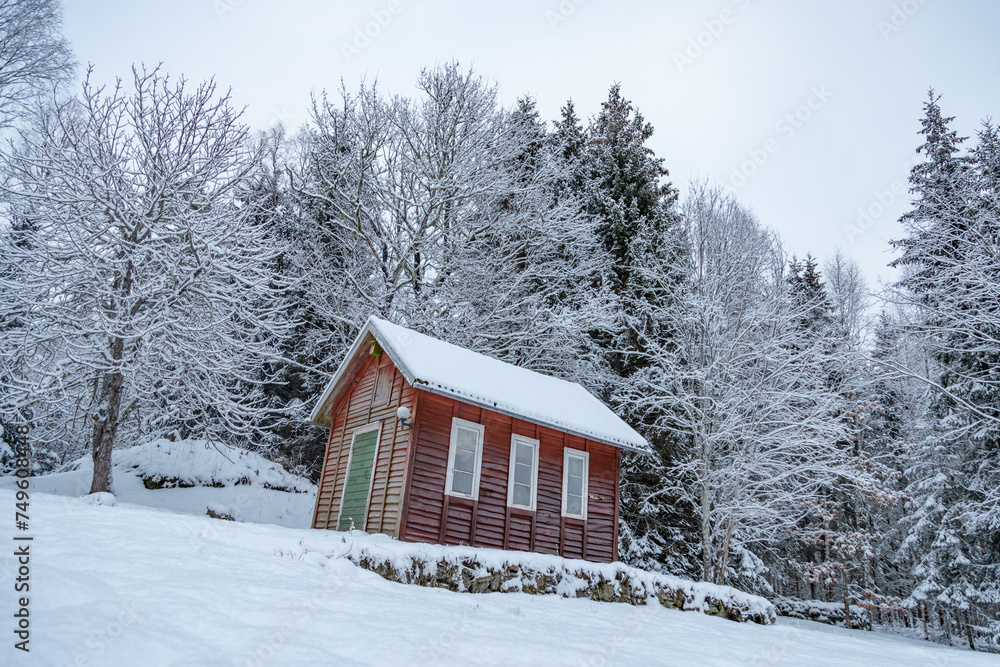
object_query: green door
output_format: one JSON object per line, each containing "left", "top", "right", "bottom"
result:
{"left": 338, "top": 429, "right": 379, "bottom": 531}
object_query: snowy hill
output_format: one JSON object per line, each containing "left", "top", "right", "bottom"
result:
{"left": 0, "top": 439, "right": 317, "bottom": 527}
{"left": 2, "top": 489, "right": 995, "bottom": 665}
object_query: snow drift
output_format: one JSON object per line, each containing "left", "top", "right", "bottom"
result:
{"left": 0, "top": 438, "right": 316, "bottom": 527}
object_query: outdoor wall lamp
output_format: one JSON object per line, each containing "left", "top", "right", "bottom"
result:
{"left": 397, "top": 405, "right": 412, "bottom": 430}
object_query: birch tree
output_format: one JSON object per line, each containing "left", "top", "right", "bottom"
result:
{"left": 0, "top": 66, "right": 289, "bottom": 494}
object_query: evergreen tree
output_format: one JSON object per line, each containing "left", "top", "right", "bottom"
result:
{"left": 550, "top": 99, "right": 586, "bottom": 201}
{"left": 561, "top": 86, "right": 691, "bottom": 573}
{"left": 890, "top": 90, "right": 1000, "bottom": 650}
{"left": 583, "top": 85, "right": 678, "bottom": 291}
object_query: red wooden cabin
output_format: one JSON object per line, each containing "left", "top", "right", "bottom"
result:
{"left": 308, "top": 317, "right": 650, "bottom": 563}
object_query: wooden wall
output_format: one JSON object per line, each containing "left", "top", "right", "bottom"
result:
{"left": 312, "top": 350, "right": 414, "bottom": 536}
{"left": 398, "top": 391, "right": 621, "bottom": 563}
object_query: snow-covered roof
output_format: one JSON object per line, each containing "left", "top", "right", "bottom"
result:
{"left": 309, "top": 317, "right": 651, "bottom": 454}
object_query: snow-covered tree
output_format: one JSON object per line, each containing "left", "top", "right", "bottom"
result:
{"left": 292, "top": 63, "right": 615, "bottom": 391}
{"left": 0, "top": 66, "right": 290, "bottom": 494}
{"left": 0, "top": 0, "right": 75, "bottom": 127}
{"left": 781, "top": 256, "right": 904, "bottom": 626}
{"left": 825, "top": 249, "right": 870, "bottom": 345}
{"left": 887, "top": 91, "right": 1000, "bottom": 650}
{"left": 619, "top": 184, "right": 850, "bottom": 588}
{"left": 423, "top": 95, "right": 616, "bottom": 385}
{"left": 551, "top": 86, "right": 693, "bottom": 574}
{"left": 580, "top": 84, "right": 678, "bottom": 293}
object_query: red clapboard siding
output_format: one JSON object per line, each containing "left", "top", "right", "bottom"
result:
{"left": 398, "top": 389, "right": 620, "bottom": 563}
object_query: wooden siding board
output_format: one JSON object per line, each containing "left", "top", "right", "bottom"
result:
{"left": 374, "top": 367, "right": 402, "bottom": 533}
{"left": 318, "top": 404, "right": 350, "bottom": 529}
{"left": 311, "top": 403, "right": 340, "bottom": 529}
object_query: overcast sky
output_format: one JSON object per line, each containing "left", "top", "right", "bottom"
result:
{"left": 62, "top": 0, "right": 1000, "bottom": 289}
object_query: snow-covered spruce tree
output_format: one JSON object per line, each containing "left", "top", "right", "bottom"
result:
{"left": 549, "top": 99, "right": 586, "bottom": 201}
{"left": 888, "top": 91, "right": 1000, "bottom": 650}
{"left": 577, "top": 84, "right": 681, "bottom": 372}
{"left": 553, "top": 86, "right": 692, "bottom": 574}
{"left": 0, "top": 66, "right": 290, "bottom": 494}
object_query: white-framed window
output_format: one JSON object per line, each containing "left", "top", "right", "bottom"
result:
{"left": 561, "top": 448, "right": 589, "bottom": 520}
{"left": 445, "top": 417, "right": 485, "bottom": 500}
{"left": 506, "top": 434, "right": 539, "bottom": 511}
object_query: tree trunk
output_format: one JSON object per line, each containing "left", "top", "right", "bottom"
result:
{"left": 89, "top": 338, "right": 125, "bottom": 494}
{"left": 963, "top": 611, "right": 976, "bottom": 651}
{"left": 842, "top": 566, "right": 851, "bottom": 629}
{"left": 698, "top": 424, "right": 712, "bottom": 582}
{"left": 717, "top": 511, "right": 736, "bottom": 585}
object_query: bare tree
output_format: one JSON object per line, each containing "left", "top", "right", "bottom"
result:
{"left": 620, "top": 184, "right": 851, "bottom": 587}
{"left": 0, "top": 66, "right": 290, "bottom": 494}
{"left": 824, "top": 249, "right": 870, "bottom": 343}
{"left": 0, "top": 0, "right": 74, "bottom": 127}
{"left": 292, "top": 63, "right": 615, "bottom": 386}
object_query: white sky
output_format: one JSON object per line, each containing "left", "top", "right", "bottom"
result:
{"left": 62, "top": 0, "right": 1000, "bottom": 289}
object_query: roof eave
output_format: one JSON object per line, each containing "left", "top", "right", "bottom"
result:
{"left": 411, "top": 381, "right": 653, "bottom": 456}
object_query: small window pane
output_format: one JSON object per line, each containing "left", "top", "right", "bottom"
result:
{"left": 513, "top": 484, "right": 530, "bottom": 507}
{"left": 452, "top": 470, "right": 473, "bottom": 496}
{"left": 567, "top": 494, "right": 582, "bottom": 516}
{"left": 455, "top": 448, "right": 476, "bottom": 474}
{"left": 514, "top": 462, "right": 532, "bottom": 485}
{"left": 515, "top": 442, "right": 533, "bottom": 465}
{"left": 457, "top": 428, "right": 478, "bottom": 451}
{"left": 568, "top": 473, "right": 583, "bottom": 497}
{"left": 568, "top": 455, "right": 584, "bottom": 477}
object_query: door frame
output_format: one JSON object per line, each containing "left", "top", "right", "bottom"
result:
{"left": 335, "top": 421, "right": 383, "bottom": 532}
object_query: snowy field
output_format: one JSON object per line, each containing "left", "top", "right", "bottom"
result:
{"left": 1, "top": 489, "right": 995, "bottom": 665}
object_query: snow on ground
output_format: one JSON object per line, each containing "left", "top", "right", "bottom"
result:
{"left": 0, "top": 439, "right": 316, "bottom": 528}
{"left": 1, "top": 490, "right": 995, "bottom": 667}
{"left": 318, "top": 531, "right": 776, "bottom": 624}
